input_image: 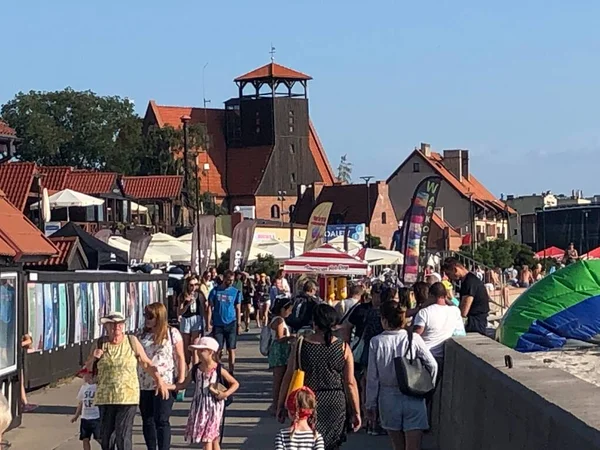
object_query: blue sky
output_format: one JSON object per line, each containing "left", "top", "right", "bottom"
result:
{"left": 3, "top": 1, "right": 600, "bottom": 197}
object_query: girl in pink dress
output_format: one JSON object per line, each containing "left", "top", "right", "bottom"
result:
{"left": 176, "top": 337, "right": 239, "bottom": 450}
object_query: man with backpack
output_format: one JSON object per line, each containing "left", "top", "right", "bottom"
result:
{"left": 286, "top": 280, "right": 321, "bottom": 335}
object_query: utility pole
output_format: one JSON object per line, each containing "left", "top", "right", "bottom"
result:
{"left": 181, "top": 115, "right": 191, "bottom": 208}
{"left": 360, "top": 176, "right": 374, "bottom": 247}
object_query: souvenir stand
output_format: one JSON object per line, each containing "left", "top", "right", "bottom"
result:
{"left": 283, "top": 244, "right": 369, "bottom": 301}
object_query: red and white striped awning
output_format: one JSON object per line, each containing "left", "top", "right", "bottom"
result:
{"left": 283, "top": 243, "right": 369, "bottom": 276}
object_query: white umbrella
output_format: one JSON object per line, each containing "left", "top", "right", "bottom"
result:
{"left": 327, "top": 235, "right": 363, "bottom": 252}
{"left": 255, "top": 241, "right": 304, "bottom": 260}
{"left": 42, "top": 188, "right": 51, "bottom": 223}
{"left": 147, "top": 233, "right": 191, "bottom": 263}
{"left": 349, "top": 248, "right": 404, "bottom": 266}
{"left": 179, "top": 232, "right": 271, "bottom": 262}
{"left": 130, "top": 201, "right": 148, "bottom": 213}
{"left": 108, "top": 236, "right": 172, "bottom": 264}
{"left": 31, "top": 188, "right": 104, "bottom": 221}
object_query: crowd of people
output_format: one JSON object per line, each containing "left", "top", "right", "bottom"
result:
{"left": 58, "top": 255, "right": 494, "bottom": 450}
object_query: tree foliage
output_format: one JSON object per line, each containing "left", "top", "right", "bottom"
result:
{"left": 366, "top": 234, "right": 386, "bottom": 250}
{"left": 460, "top": 239, "right": 535, "bottom": 269}
{"left": 1, "top": 88, "right": 142, "bottom": 172}
{"left": 246, "top": 254, "right": 279, "bottom": 278}
{"left": 337, "top": 154, "right": 353, "bottom": 184}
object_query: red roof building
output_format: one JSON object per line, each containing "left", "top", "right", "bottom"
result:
{"left": 143, "top": 60, "right": 335, "bottom": 221}
{"left": 0, "top": 162, "right": 37, "bottom": 212}
{"left": 122, "top": 175, "right": 183, "bottom": 200}
{"left": 0, "top": 188, "right": 57, "bottom": 263}
{"left": 0, "top": 121, "right": 17, "bottom": 164}
{"left": 25, "top": 236, "right": 88, "bottom": 270}
{"left": 387, "top": 143, "right": 515, "bottom": 246}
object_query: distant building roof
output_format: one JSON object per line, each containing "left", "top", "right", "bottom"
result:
{"left": 65, "top": 171, "right": 118, "bottom": 195}
{"left": 122, "top": 175, "right": 183, "bottom": 200}
{"left": 0, "top": 188, "right": 58, "bottom": 261}
{"left": 234, "top": 62, "right": 312, "bottom": 82}
{"left": 387, "top": 149, "right": 516, "bottom": 215}
{"left": 0, "top": 121, "right": 16, "bottom": 137}
{"left": 26, "top": 236, "right": 88, "bottom": 269}
{"left": 0, "top": 162, "right": 36, "bottom": 211}
{"left": 38, "top": 166, "right": 72, "bottom": 191}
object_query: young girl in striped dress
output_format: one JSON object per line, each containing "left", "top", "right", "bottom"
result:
{"left": 275, "top": 387, "right": 324, "bottom": 450}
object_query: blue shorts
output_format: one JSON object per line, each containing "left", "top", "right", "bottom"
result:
{"left": 212, "top": 322, "right": 237, "bottom": 350}
{"left": 180, "top": 315, "right": 204, "bottom": 334}
{"left": 378, "top": 386, "right": 429, "bottom": 432}
{"left": 80, "top": 418, "right": 100, "bottom": 440}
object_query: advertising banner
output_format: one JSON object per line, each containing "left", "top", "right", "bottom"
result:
{"left": 303, "top": 202, "right": 333, "bottom": 252}
{"left": 229, "top": 220, "right": 258, "bottom": 272}
{"left": 192, "top": 215, "right": 216, "bottom": 275}
{"left": 400, "top": 176, "right": 442, "bottom": 285}
{"left": 326, "top": 223, "right": 366, "bottom": 243}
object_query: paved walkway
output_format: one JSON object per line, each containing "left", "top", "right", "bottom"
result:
{"left": 6, "top": 330, "right": 436, "bottom": 449}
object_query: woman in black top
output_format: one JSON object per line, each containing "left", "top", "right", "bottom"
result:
{"left": 177, "top": 276, "right": 204, "bottom": 365}
{"left": 278, "top": 304, "right": 361, "bottom": 450}
{"left": 241, "top": 274, "right": 255, "bottom": 332}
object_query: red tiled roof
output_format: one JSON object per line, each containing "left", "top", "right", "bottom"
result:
{"left": 0, "top": 121, "right": 16, "bottom": 137}
{"left": 432, "top": 212, "right": 460, "bottom": 236}
{"left": 122, "top": 175, "right": 183, "bottom": 199}
{"left": 28, "top": 236, "right": 78, "bottom": 267}
{"left": 38, "top": 166, "right": 72, "bottom": 191}
{"left": 148, "top": 102, "right": 227, "bottom": 196}
{"left": 0, "top": 188, "right": 58, "bottom": 261}
{"left": 235, "top": 63, "right": 312, "bottom": 82}
{"left": 0, "top": 162, "right": 36, "bottom": 211}
{"left": 65, "top": 171, "right": 117, "bottom": 195}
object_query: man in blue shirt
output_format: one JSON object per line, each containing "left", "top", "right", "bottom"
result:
{"left": 207, "top": 270, "right": 241, "bottom": 373}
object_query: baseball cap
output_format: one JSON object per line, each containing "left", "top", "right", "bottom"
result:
{"left": 189, "top": 336, "right": 219, "bottom": 352}
{"left": 100, "top": 311, "right": 126, "bottom": 324}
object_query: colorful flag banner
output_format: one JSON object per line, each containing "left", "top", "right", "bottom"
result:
{"left": 400, "top": 176, "right": 442, "bottom": 285}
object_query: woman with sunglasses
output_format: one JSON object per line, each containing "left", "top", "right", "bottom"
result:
{"left": 138, "top": 303, "right": 186, "bottom": 450}
{"left": 177, "top": 276, "right": 206, "bottom": 365}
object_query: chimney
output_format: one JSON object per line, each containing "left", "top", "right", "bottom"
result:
{"left": 420, "top": 142, "right": 431, "bottom": 157}
{"left": 461, "top": 150, "right": 470, "bottom": 181}
{"left": 442, "top": 150, "right": 463, "bottom": 181}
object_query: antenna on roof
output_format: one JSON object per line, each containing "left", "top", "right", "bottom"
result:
{"left": 270, "top": 44, "right": 276, "bottom": 62}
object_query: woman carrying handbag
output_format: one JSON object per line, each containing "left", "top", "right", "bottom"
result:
{"left": 365, "top": 302, "right": 438, "bottom": 450}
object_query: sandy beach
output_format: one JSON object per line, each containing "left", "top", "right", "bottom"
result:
{"left": 530, "top": 348, "right": 600, "bottom": 388}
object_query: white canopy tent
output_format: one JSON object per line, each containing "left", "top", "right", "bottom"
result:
{"left": 255, "top": 240, "right": 305, "bottom": 261}
{"left": 326, "top": 236, "right": 363, "bottom": 252}
{"left": 108, "top": 236, "right": 173, "bottom": 264}
{"left": 146, "top": 233, "right": 192, "bottom": 264}
{"left": 178, "top": 232, "right": 271, "bottom": 262}
{"left": 350, "top": 247, "right": 404, "bottom": 266}
{"left": 30, "top": 188, "right": 104, "bottom": 221}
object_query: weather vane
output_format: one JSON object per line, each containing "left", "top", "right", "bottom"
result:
{"left": 270, "top": 44, "right": 276, "bottom": 62}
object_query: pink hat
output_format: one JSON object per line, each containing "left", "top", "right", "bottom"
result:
{"left": 189, "top": 336, "right": 219, "bottom": 352}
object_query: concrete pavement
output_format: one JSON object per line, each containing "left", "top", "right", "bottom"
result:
{"left": 7, "top": 330, "right": 435, "bottom": 449}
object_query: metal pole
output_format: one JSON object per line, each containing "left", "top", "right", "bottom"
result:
{"left": 542, "top": 205, "right": 546, "bottom": 259}
{"left": 181, "top": 115, "right": 190, "bottom": 207}
{"left": 469, "top": 194, "right": 475, "bottom": 260}
{"left": 360, "top": 176, "right": 374, "bottom": 247}
{"left": 214, "top": 210, "right": 219, "bottom": 268}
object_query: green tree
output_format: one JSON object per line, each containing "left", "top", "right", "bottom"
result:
{"left": 246, "top": 254, "right": 280, "bottom": 278}
{"left": 337, "top": 154, "right": 353, "bottom": 184}
{"left": 217, "top": 249, "right": 230, "bottom": 274}
{"left": 460, "top": 239, "right": 535, "bottom": 269}
{"left": 1, "top": 88, "right": 141, "bottom": 172}
{"left": 366, "top": 234, "right": 386, "bottom": 249}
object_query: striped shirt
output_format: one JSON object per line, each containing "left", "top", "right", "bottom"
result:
{"left": 274, "top": 429, "right": 325, "bottom": 450}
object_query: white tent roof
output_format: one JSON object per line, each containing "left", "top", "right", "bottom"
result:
{"left": 178, "top": 232, "right": 271, "bottom": 262}
{"left": 146, "top": 233, "right": 191, "bottom": 263}
{"left": 350, "top": 248, "right": 404, "bottom": 266}
{"left": 130, "top": 201, "right": 148, "bottom": 213}
{"left": 108, "top": 236, "right": 173, "bottom": 264}
{"left": 31, "top": 188, "right": 104, "bottom": 209}
{"left": 326, "top": 236, "right": 363, "bottom": 252}
{"left": 255, "top": 241, "right": 305, "bottom": 261}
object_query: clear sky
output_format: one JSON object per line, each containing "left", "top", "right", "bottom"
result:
{"left": 3, "top": 1, "right": 600, "bottom": 197}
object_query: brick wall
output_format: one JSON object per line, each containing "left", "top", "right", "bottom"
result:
{"left": 255, "top": 195, "right": 297, "bottom": 222}
{"left": 369, "top": 182, "right": 398, "bottom": 249}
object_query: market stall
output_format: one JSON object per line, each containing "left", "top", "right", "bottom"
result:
{"left": 283, "top": 243, "right": 369, "bottom": 301}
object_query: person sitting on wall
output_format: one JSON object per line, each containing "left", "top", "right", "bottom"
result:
{"left": 563, "top": 243, "right": 579, "bottom": 266}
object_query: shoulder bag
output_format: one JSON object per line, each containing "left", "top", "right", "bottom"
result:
{"left": 393, "top": 328, "right": 434, "bottom": 397}
{"left": 285, "top": 337, "right": 305, "bottom": 403}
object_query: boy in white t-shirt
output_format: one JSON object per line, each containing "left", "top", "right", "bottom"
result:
{"left": 413, "top": 282, "right": 465, "bottom": 359}
{"left": 71, "top": 367, "right": 100, "bottom": 450}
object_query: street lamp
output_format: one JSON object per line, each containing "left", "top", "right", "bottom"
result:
{"left": 180, "top": 115, "right": 191, "bottom": 208}
{"left": 360, "top": 176, "right": 373, "bottom": 247}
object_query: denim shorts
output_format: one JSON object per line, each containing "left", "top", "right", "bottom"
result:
{"left": 213, "top": 321, "right": 237, "bottom": 350}
{"left": 80, "top": 418, "right": 100, "bottom": 440}
{"left": 378, "top": 386, "right": 429, "bottom": 431}
{"left": 180, "top": 315, "right": 203, "bottom": 334}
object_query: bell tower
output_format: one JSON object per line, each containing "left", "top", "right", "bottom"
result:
{"left": 225, "top": 61, "right": 312, "bottom": 149}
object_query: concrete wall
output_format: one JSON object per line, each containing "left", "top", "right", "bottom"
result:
{"left": 438, "top": 336, "right": 600, "bottom": 450}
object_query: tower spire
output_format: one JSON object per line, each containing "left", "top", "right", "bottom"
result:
{"left": 269, "top": 44, "right": 276, "bottom": 62}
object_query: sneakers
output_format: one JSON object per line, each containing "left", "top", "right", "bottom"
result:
{"left": 22, "top": 403, "right": 38, "bottom": 413}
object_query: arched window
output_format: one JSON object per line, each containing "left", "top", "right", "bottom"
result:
{"left": 271, "top": 204, "right": 280, "bottom": 219}
{"left": 382, "top": 212, "right": 387, "bottom": 224}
